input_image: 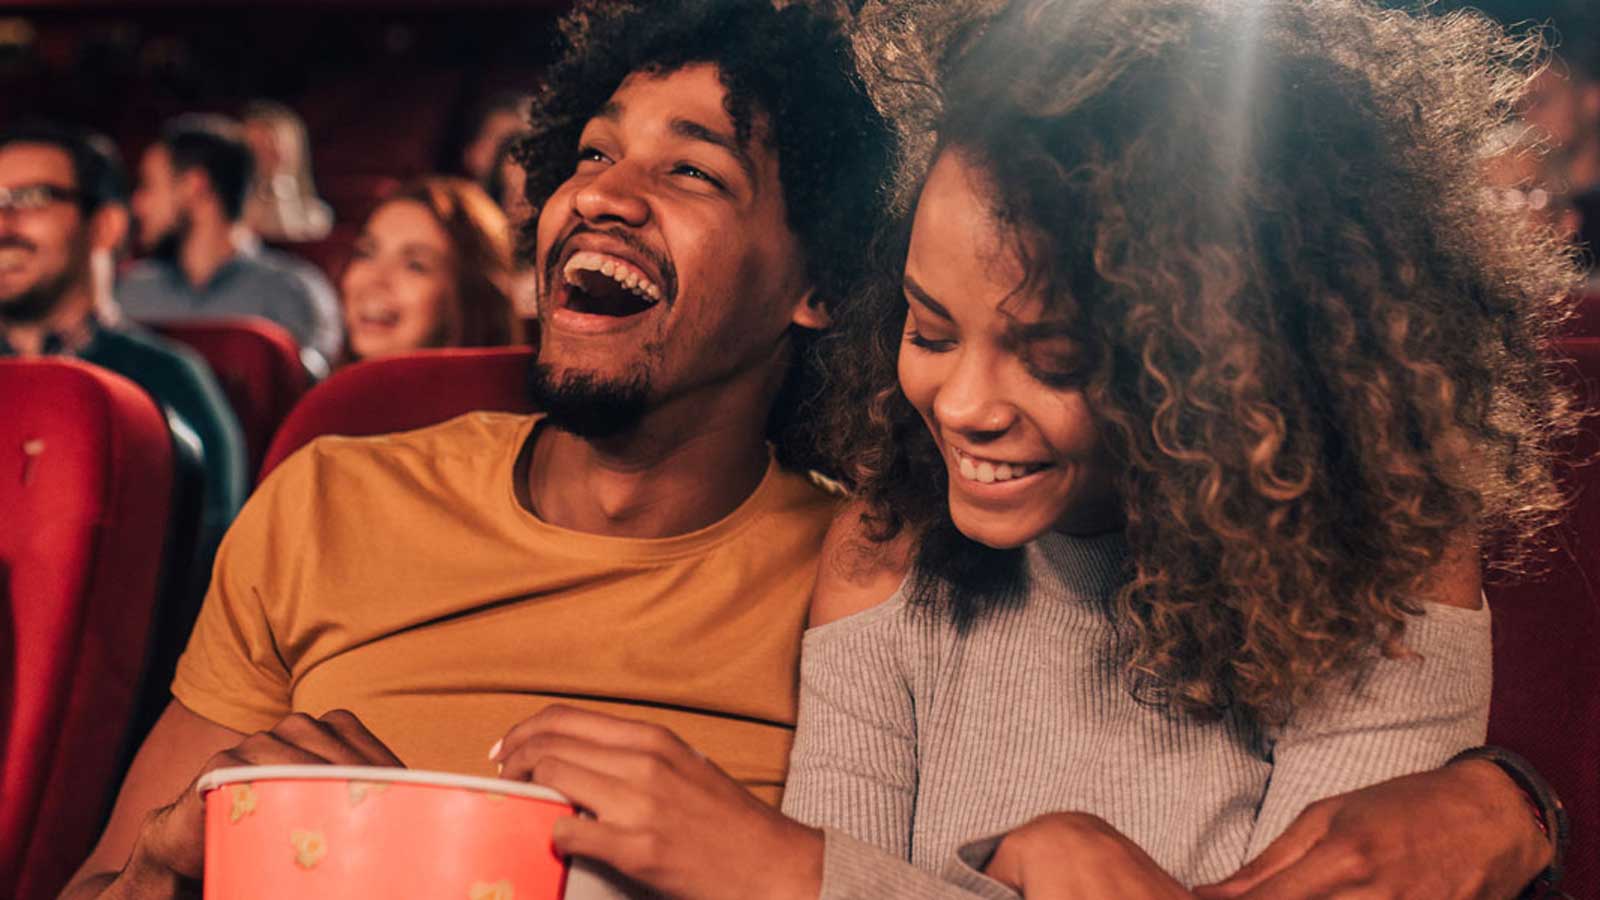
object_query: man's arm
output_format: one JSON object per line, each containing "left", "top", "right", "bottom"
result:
{"left": 60, "top": 701, "right": 401, "bottom": 899}
{"left": 1194, "top": 759, "right": 1552, "bottom": 899}
{"left": 61, "top": 701, "right": 242, "bottom": 899}
{"left": 1192, "top": 539, "right": 1553, "bottom": 899}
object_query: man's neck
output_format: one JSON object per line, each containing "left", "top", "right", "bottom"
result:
{"left": 525, "top": 357, "right": 788, "bottom": 539}
{"left": 179, "top": 215, "right": 240, "bottom": 289}
{"left": 2, "top": 282, "right": 95, "bottom": 356}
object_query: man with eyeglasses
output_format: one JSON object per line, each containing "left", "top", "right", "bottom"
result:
{"left": 0, "top": 121, "right": 248, "bottom": 577}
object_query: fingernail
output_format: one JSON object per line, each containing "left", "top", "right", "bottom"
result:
{"left": 488, "top": 739, "right": 503, "bottom": 760}
{"left": 496, "top": 762, "right": 504, "bottom": 777}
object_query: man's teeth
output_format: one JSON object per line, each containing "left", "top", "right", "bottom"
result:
{"left": 563, "top": 251, "right": 662, "bottom": 302}
{"left": 954, "top": 449, "right": 1044, "bottom": 484}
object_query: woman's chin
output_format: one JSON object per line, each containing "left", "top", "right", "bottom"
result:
{"left": 949, "top": 506, "right": 1049, "bottom": 551}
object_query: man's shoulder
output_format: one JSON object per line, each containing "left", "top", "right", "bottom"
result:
{"left": 90, "top": 325, "right": 216, "bottom": 396}
{"left": 116, "top": 259, "right": 180, "bottom": 298}
{"left": 256, "top": 246, "right": 329, "bottom": 278}
{"left": 227, "top": 251, "right": 318, "bottom": 294}
{"left": 251, "top": 247, "right": 336, "bottom": 295}
{"left": 269, "top": 411, "right": 531, "bottom": 495}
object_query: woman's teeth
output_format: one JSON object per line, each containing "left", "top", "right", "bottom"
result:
{"left": 953, "top": 448, "right": 1046, "bottom": 484}
{"left": 563, "top": 251, "right": 663, "bottom": 302}
{"left": 357, "top": 309, "right": 400, "bottom": 327}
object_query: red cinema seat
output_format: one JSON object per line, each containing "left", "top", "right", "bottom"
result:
{"left": 1484, "top": 336, "right": 1600, "bottom": 896}
{"left": 259, "top": 346, "right": 535, "bottom": 482}
{"left": 150, "top": 316, "right": 313, "bottom": 475}
{"left": 272, "top": 222, "right": 364, "bottom": 284}
{"left": 0, "top": 359, "right": 176, "bottom": 900}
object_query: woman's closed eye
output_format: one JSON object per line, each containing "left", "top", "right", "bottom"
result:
{"left": 904, "top": 328, "right": 956, "bottom": 352}
{"left": 1027, "top": 364, "right": 1087, "bottom": 388}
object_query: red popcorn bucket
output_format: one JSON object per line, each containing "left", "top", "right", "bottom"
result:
{"left": 197, "top": 765, "right": 572, "bottom": 899}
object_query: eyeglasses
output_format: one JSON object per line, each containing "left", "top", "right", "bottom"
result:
{"left": 0, "top": 184, "right": 81, "bottom": 215}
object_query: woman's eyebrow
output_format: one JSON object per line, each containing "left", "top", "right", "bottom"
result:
{"left": 1006, "top": 318, "right": 1080, "bottom": 342}
{"left": 400, "top": 243, "right": 447, "bottom": 260}
{"left": 903, "top": 274, "right": 953, "bottom": 321}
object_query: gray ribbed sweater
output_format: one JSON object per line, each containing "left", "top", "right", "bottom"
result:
{"left": 781, "top": 531, "right": 1491, "bottom": 899}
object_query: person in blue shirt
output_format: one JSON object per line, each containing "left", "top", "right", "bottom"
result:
{"left": 119, "top": 114, "right": 342, "bottom": 372}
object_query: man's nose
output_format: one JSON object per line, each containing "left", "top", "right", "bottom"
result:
{"left": 571, "top": 163, "right": 650, "bottom": 227}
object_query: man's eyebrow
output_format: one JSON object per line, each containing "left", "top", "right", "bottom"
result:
{"left": 903, "top": 274, "right": 953, "bottom": 321}
{"left": 596, "top": 100, "right": 623, "bottom": 122}
{"left": 669, "top": 118, "right": 756, "bottom": 184}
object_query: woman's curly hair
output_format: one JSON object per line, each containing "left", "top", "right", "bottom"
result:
{"left": 823, "top": 0, "right": 1583, "bottom": 727}
{"left": 513, "top": 0, "right": 897, "bottom": 467}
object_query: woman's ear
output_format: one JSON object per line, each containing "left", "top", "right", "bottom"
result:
{"left": 790, "top": 287, "right": 833, "bottom": 330}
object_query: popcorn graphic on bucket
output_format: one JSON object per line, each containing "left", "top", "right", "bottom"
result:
{"left": 197, "top": 766, "right": 571, "bottom": 899}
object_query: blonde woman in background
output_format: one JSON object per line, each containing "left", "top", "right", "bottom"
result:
{"left": 241, "top": 100, "right": 334, "bottom": 243}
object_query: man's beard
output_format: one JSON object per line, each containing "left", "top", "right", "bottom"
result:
{"left": 0, "top": 237, "right": 85, "bottom": 325}
{"left": 141, "top": 211, "right": 189, "bottom": 262}
{"left": 526, "top": 360, "right": 651, "bottom": 439}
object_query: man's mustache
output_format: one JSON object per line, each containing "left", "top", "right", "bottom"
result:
{"left": 542, "top": 225, "right": 677, "bottom": 306}
{"left": 0, "top": 235, "right": 37, "bottom": 253}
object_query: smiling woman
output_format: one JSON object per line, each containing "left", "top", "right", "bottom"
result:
{"left": 337, "top": 176, "right": 520, "bottom": 365}
{"left": 782, "top": 0, "right": 1578, "bottom": 893}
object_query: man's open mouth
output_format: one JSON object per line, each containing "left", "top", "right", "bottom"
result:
{"left": 560, "top": 250, "right": 665, "bottom": 318}
{"left": 0, "top": 246, "right": 33, "bottom": 274}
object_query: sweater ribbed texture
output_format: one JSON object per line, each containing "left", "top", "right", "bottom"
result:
{"left": 782, "top": 531, "right": 1491, "bottom": 899}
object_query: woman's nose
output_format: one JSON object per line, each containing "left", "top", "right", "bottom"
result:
{"left": 932, "top": 350, "right": 1017, "bottom": 439}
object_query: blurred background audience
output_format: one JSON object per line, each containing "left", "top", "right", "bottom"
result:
{"left": 121, "top": 114, "right": 343, "bottom": 370}
{"left": 338, "top": 175, "right": 519, "bottom": 364}
{"left": 241, "top": 99, "right": 334, "bottom": 243}
{"left": 0, "top": 120, "right": 246, "bottom": 555}
{"left": 458, "top": 90, "right": 531, "bottom": 185}
{"left": 484, "top": 129, "right": 538, "bottom": 316}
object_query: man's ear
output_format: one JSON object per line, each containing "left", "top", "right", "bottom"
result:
{"left": 789, "top": 287, "right": 832, "bottom": 330}
{"left": 176, "top": 167, "right": 208, "bottom": 209}
{"left": 88, "top": 204, "right": 129, "bottom": 256}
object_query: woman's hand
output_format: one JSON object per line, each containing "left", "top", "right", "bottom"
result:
{"left": 492, "top": 704, "right": 824, "bottom": 900}
{"left": 984, "top": 812, "right": 1195, "bottom": 899}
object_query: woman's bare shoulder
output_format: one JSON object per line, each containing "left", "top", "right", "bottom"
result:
{"left": 808, "top": 501, "right": 914, "bottom": 628}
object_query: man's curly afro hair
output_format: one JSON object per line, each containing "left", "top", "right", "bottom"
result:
{"left": 517, "top": 0, "right": 898, "bottom": 315}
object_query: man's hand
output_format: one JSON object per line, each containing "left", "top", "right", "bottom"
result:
{"left": 982, "top": 812, "right": 1195, "bottom": 899}
{"left": 1193, "top": 759, "right": 1552, "bottom": 899}
{"left": 492, "top": 704, "right": 824, "bottom": 900}
{"left": 120, "top": 710, "right": 402, "bottom": 895}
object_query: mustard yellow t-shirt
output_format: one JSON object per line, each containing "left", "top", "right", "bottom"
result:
{"left": 172, "top": 412, "right": 839, "bottom": 803}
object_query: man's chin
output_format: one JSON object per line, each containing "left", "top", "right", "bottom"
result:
{"left": 525, "top": 360, "right": 652, "bottom": 440}
{"left": 0, "top": 278, "right": 68, "bottom": 325}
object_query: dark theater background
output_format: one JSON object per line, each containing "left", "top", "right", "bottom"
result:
{"left": 0, "top": 0, "right": 576, "bottom": 283}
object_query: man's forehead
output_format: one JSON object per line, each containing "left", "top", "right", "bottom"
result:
{"left": 0, "top": 142, "right": 76, "bottom": 188}
{"left": 598, "top": 64, "right": 771, "bottom": 149}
